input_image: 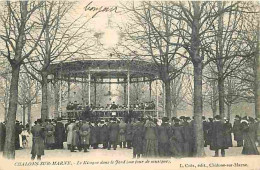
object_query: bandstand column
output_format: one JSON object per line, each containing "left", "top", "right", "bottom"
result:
{"left": 127, "top": 71, "right": 130, "bottom": 113}
{"left": 163, "top": 81, "right": 166, "bottom": 116}
{"left": 82, "top": 76, "right": 86, "bottom": 107}
{"left": 59, "top": 76, "right": 62, "bottom": 118}
{"left": 54, "top": 75, "right": 59, "bottom": 118}
{"left": 88, "top": 71, "right": 91, "bottom": 105}
{"left": 156, "top": 79, "right": 159, "bottom": 118}
{"left": 124, "top": 78, "right": 127, "bottom": 105}
{"left": 94, "top": 77, "right": 97, "bottom": 106}
{"left": 67, "top": 74, "right": 71, "bottom": 103}
{"left": 149, "top": 79, "right": 152, "bottom": 101}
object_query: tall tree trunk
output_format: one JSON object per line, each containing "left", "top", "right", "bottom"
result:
{"left": 3, "top": 65, "right": 21, "bottom": 159}
{"left": 22, "top": 105, "right": 26, "bottom": 127}
{"left": 211, "top": 78, "right": 217, "bottom": 117}
{"left": 211, "top": 98, "right": 217, "bottom": 117}
{"left": 218, "top": 77, "right": 225, "bottom": 118}
{"left": 227, "top": 103, "right": 231, "bottom": 120}
{"left": 217, "top": 1, "right": 225, "bottom": 119}
{"left": 28, "top": 101, "right": 32, "bottom": 131}
{"left": 191, "top": 1, "right": 204, "bottom": 157}
{"left": 172, "top": 105, "right": 177, "bottom": 117}
{"left": 54, "top": 79, "right": 59, "bottom": 118}
{"left": 255, "top": 20, "right": 260, "bottom": 119}
{"left": 193, "top": 62, "right": 204, "bottom": 157}
{"left": 164, "top": 80, "right": 172, "bottom": 118}
{"left": 41, "top": 72, "right": 49, "bottom": 121}
{"left": 4, "top": 77, "right": 9, "bottom": 121}
{"left": 171, "top": 79, "right": 177, "bottom": 117}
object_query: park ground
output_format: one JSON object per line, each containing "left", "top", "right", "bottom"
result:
{"left": 0, "top": 146, "right": 259, "bottom": 170}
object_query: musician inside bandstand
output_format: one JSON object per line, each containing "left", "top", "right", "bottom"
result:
{"left": 66, "top": 101, "right": 156, "bottom": 112}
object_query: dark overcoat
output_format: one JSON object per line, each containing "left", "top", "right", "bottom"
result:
{"left": 99, "top": 124, "right": 109, "bottom": 143}
{"left": 125, "top": 123, "right": 133, "bottom": 141}
{"left": 45, "top": 123, "right": 55, "bottom": 144}
{"left": 55, "top": 122, "right": 65, "bottom": 147}
{"left": 233, "top": 120, "right": 243, "bottom": 141}
{"left": 242, "top": 122, "right": 259, "bottom": 155}
{"left": 182, "top": 122, "right": 193, "bottom": 157}
{"left": 189, "top": 120, "right": 196, "bottom": 156}
{"left": 210, "top": 120, "right": 228, "bottom": 150}
{"left": 169, "top": 124, "right": 184, "bottom": 157}
{"left": 90, "top": 125, "right": 98, "bottom": 145}
{"left": 15, "top": 123, "right": 22, "bottom": 149}
{"left": 206, "top": 122, "right": 213, "bottom": 145}
{"left": 79, "top": 123, "right": 90, "bottom": 145}
{"left": 132, "top": 121, "right": 144, "bottom": 155}
{"left": 109, "top": 122, "right": 119, "bottom": 142}
{"left": 203, "top": 121, "right": 209, "bottom": 140}
{"left": 31, "top": 124, "right": 45, "bottom": 156}
{"left": 119, "top": 122, "right": 127, "bottom": 142}
{"left": 157, "top": 122, "right": 171, "bottom": 157}
{"left": 224, "top": 122, "right": 233, "bottom": 147}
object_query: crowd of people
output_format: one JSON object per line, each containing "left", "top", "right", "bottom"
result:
{"left": 0, "top": 120, "right": 32, "bottom": 151}
{"left": 26, "top": 114, "right": 260, "bottom": 160}
{"left": 0, "top": 114, "right": 259, "bottom": 160}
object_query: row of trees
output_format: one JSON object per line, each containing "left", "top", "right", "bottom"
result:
{"left": 113, "top": 1, "right": 259, "bottom": 156}
{"left": 0, "top": 1, "right": 95, "bottom": 159}
{"left": 0, "top": 1, "right": 259, "bottom": 159}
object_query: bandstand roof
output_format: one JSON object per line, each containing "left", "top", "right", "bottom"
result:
{"left": 49, "top": 58, "right": 160, "bottom": 83}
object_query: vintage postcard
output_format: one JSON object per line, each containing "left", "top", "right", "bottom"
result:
{"left": 0, "top": 0, "right": 259, "bottom": 170}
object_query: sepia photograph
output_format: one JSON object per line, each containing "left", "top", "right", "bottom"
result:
{"left": 0, "top": 0, "right": 259, "bottom": 170}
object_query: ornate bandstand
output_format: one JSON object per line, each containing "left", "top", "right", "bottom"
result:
{"left": 49, "top": 57, "right": 163, "bottom": 120}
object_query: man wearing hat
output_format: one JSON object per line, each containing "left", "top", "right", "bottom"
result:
{"left": 118, "top": 118, "right": 127, "bottom": 148}
{"left": 158, "top": 117, "right": 171, "bottom": 157}
{"left": 55, "top": 117, "right": 65, "bottom": 149}
{"left": 31, "top": 119, "right": 45, "bottom": 160}
{"left": 125, "top": 118, "right": 133, "bottom": 149}
{"left": 108, "top": 118, "right": 119, "bottom": 150}
{"left": 233, "top": 115, "right": 243, "bottom": 147}
{"left": 202, "top": 116, "right": 209, "bottom": 147}
{"left": 15, "top": 120, "right": 22, "bottom": 150}
{"left": 45, "top": 119, "right": 55, "bottom": 150}
{"left": 210, "top": 115, "right": 228, "bottom": 157}
{"left": 79, "top": 119, "right": 90, "bottom": 152}
{"left": 90, "top": 121, "right": 98, "bottom": 149}
{"left": 169, "top": 118, "right": 184, "bottom": 157}
{"left": 132, "top": 117, "right": 144, "bottom": 158}
{"left": 182, "top": 117, "right": 193, "bottom": 157}
{"left": 206, "top": 118, "right": 214, "bottom": 147}
{"left": 99, "top": 120, "right": 109, "bottom": 149}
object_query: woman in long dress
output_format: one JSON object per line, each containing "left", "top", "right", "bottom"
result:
{"left": 118, "top": 119, "right": 127, "bottom": 148}
{"left": 143, "top": 117, "right": 158, "bottom": 157}
{"left": 241, "top": 118, "right": 259, "bottom": 155}
{"left": 31, "top": 119, "right": 45, "bottom": 160}
{"left": 132, "top": 118, "right": 144, "bottom": 158}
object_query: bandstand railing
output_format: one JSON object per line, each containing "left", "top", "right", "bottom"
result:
{"left": 62, "top": 109, "right": 163, "bottom": 120}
